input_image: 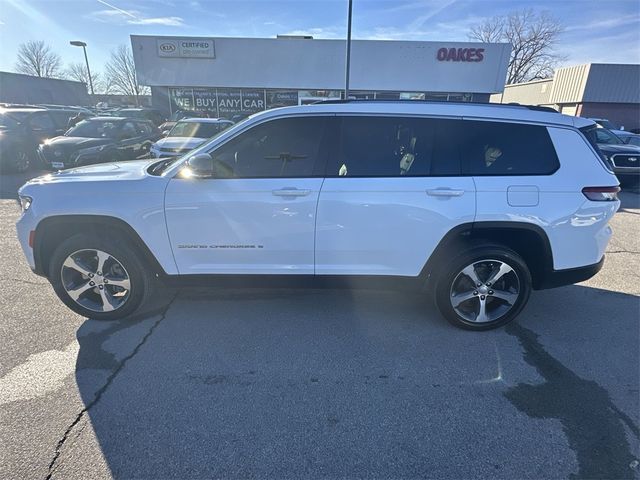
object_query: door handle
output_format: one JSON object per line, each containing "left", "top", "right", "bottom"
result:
{"left": 427, "top": 188, "right": 465, "bottom": 197}
{"left": 272, "top": 188, "right": 311, "bottom": 197}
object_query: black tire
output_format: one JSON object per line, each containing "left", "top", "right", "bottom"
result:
{"left": 434, "top": 243, "right": 532, "bottom": 331}
{"left": 48, "top": 233, "right": 153, "bottom": 320}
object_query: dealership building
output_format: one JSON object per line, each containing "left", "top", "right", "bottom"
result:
{"left": 491, "top": 63, "right": 640, "bottom": 131}
{"left": 131, "top": 35, "right": 511, "bottom": 119}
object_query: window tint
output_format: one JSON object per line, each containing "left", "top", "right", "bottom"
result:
{"left": 121, "top": 122, "right": 137, "bottom": 139}
{"left": 329, "top": 116, "right": 461, "bottom": 177}
{"left": 594, "top": 128, "right": 623, "bottom": 145}
{"left": 461, "top": 121, "right": 559, "bottom": 176}
{"left": 136, "top": 122, "right": 153, "bottom": 135}
{"left": 29, "top": 113, "right": 55, "bottom": 131}
{"left": 49, "top": 111, "right": 75, "bottom": 128}
{"left": 210, "top": 116, "right": 327, "bottom": 178}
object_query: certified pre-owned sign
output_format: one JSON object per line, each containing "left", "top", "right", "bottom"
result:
{"left": 157, "top": 38, "right": 215, "bottom": 58}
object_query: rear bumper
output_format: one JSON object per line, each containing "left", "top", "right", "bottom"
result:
{"left": 535, "top": 256, "right": 604, "bottom": 290}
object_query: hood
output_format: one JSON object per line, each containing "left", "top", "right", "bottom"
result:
{"left": 154, "top": 136, "right": 206, "bottom": 150}
{"left": 597, "top": 143, "right": 640, "bottom": 154}
{"left": 22, "top": 159, "right": 156, "bottom": 186}
{"left": 44, "top": 136, "right": 113, "bottom": 149}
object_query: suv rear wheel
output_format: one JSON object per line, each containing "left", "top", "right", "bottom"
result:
{"left": 49, "top": 233, "right": 152, "bottom": 320}
{"left": 434, "top": 244, "right": 532, "bottom": 330}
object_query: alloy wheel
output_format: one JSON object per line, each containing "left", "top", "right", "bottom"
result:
{"left": 449, "top": 259, "right": 521, "bottom": 323}
{"left": 60, "top": 249, "right": 131, "bottom": 313}
{"left": 14, "top": 150, "right": 30, "bottom": 173}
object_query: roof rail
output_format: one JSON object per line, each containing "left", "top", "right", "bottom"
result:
{"left": 312, "top": 98, "right": 559, "bottom": 113}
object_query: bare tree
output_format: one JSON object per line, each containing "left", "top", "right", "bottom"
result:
{"left": 104, "top": 45, "right": 149, "bottom": 104}
{"left": 15, "top": 40, "right": 62, "bottom": 78}
{"left": 65, "top": 62, "right": 104, "bottom": 93}
{"left": 469, "top": 9, "right": 565, "bottom": 84}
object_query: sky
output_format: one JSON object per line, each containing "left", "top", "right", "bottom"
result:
{"left": 0, "top": 0, "right": 639, "bottom": 77}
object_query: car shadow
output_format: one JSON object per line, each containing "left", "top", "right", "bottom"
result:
{"left": 65, "top": 284, "right": 639, "bottom": 479}
{"left": 619, "top": 188, "right": 640, "bottom": 213}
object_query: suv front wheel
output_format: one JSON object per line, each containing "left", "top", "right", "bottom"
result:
{"left": 49, "top": 233, "right": 153, "bottom": 320}
{"left": 434, "top": 244, "right": 532, "bottom": 330}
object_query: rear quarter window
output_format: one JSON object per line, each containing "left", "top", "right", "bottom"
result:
{"left": 461, "top": 120, "right": 559, "bottom": 176}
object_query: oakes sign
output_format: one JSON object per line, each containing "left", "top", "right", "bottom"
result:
{"left": 157, "top": 38, "right": 215, "bottom": 58}
{"left": 436, "top": 47, "right": 485, "bottom": 62}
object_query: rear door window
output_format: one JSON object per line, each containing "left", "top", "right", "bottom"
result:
{"left": 49, "top": 111, "right": 75, "bottom": 128}
{"left": 461, "top": 120, "right": 559, "bottom": 176}
{"left": 328, "top": 116, "right": 462, "bottom": 177}
{"left": 29, "top": 112, "right": 55, "bottom": 131}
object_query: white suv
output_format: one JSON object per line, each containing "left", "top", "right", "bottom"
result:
{"left": 16, "top": 101, "right": 620, "bottom": 330}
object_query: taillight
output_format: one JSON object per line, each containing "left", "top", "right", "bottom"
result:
{"left": 582, "top": 186, "right": 620, "bottom": 201}
{"left": 28, "top": 230, "right": 35, "bottom": 248}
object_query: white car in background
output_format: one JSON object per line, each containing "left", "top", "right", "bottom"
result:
{"left": 150, "top": 118, "right": 233, "bottom": 158}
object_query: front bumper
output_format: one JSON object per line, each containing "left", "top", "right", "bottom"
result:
{"left": 15, "top": 207, "right": 37, "bottom": 271}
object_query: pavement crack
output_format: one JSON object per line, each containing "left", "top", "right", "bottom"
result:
{"left": 10, "top": 277, "right": 48, "bottom": 286}
{"left": 607, "top": 250, "right": 640, "bottom": 255}
{"left": 45, "top": 293, "right": 178, "bottom": 480}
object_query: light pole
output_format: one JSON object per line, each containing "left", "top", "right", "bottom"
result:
{"left": 70, "top": 40, "right": 95, "bottom": 96}
{"left": 344, "top": 0, "right": 353, "bottom": 100}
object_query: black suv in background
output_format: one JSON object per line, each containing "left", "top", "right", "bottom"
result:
{"left": 582, "top": 125, "right": 640, "bottom": 184}
{"left": 113, "top": 108, "right": 166, "bottom": 127}
{"left": 0, "top": 107, "right": 79, "bottom": 172}
{"left": 39, "top": 117, "right": 161, "bottom": 169}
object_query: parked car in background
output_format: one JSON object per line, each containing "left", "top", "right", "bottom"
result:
{"left": 150, "top": 118, "right": 233, "bottom": 158}
{"left": 159, "top": 110, "right": 210, "bottom": 135}
{"left": 612, "top": 130, "right": 640, "bottom": 147}
{"left": 582, "top": 125, "right": 640, "bottom": 183}
{"left": 0, "top": 107, "right": 79, "bottom": 172}
{"left": 588, "top": 118, "right": 628, "bottom": 137}
{"left": 114, "top": 108, "right": 166, "bottom": 127}
{"left": 39, "top": 117, "right": 161, "bottom": 169}
{"left": 38, "top": 105, "right": 93, "bottom": 115}
{"left": 621, "top": 134, "right": 640, "bottom": 148}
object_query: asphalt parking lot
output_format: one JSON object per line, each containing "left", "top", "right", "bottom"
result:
{"left": 0, "top": 171, "right": 638, "bottom": 479}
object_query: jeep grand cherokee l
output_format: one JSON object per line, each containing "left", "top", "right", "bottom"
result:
{"left": 16, "top": 101, "right": 619, "bottom": 330}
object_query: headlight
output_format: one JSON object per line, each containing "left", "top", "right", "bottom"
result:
{"left": 19, "top": 195, "right": 32, "bottom": 211}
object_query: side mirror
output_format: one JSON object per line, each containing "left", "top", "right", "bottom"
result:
{"left": 183, "top": 153, "right": 215, "bottom": 178}
{"left": 620, "top": 126, "right": 625, "bottom": 131}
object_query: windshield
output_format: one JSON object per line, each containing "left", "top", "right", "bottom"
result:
{"left": 581, "top": 125, "right": 624, "bottom": 146}
{"left": 168, "top": 121, "right": 229, "bottom": 139}
{"left": 0, "top": 112, "right": 20, "bottom": 128}
{"left": 595, "top": 128, "right": 624, "bottom": 145}
{"left": 66, "top": 120, "right": 120, "bottom": 138}
{"left": 2, "top": 111, "right": 31, "bottom": 124}
{"left": 596, "top": 119, "right": 620, "bottom": 130}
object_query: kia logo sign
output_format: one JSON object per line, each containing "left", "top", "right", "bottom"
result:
{"left": 159, "top": 43, "right": 176, "bottom": 53}
{"left": 437, "top": 47, "right": 485, "bottom": 62}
